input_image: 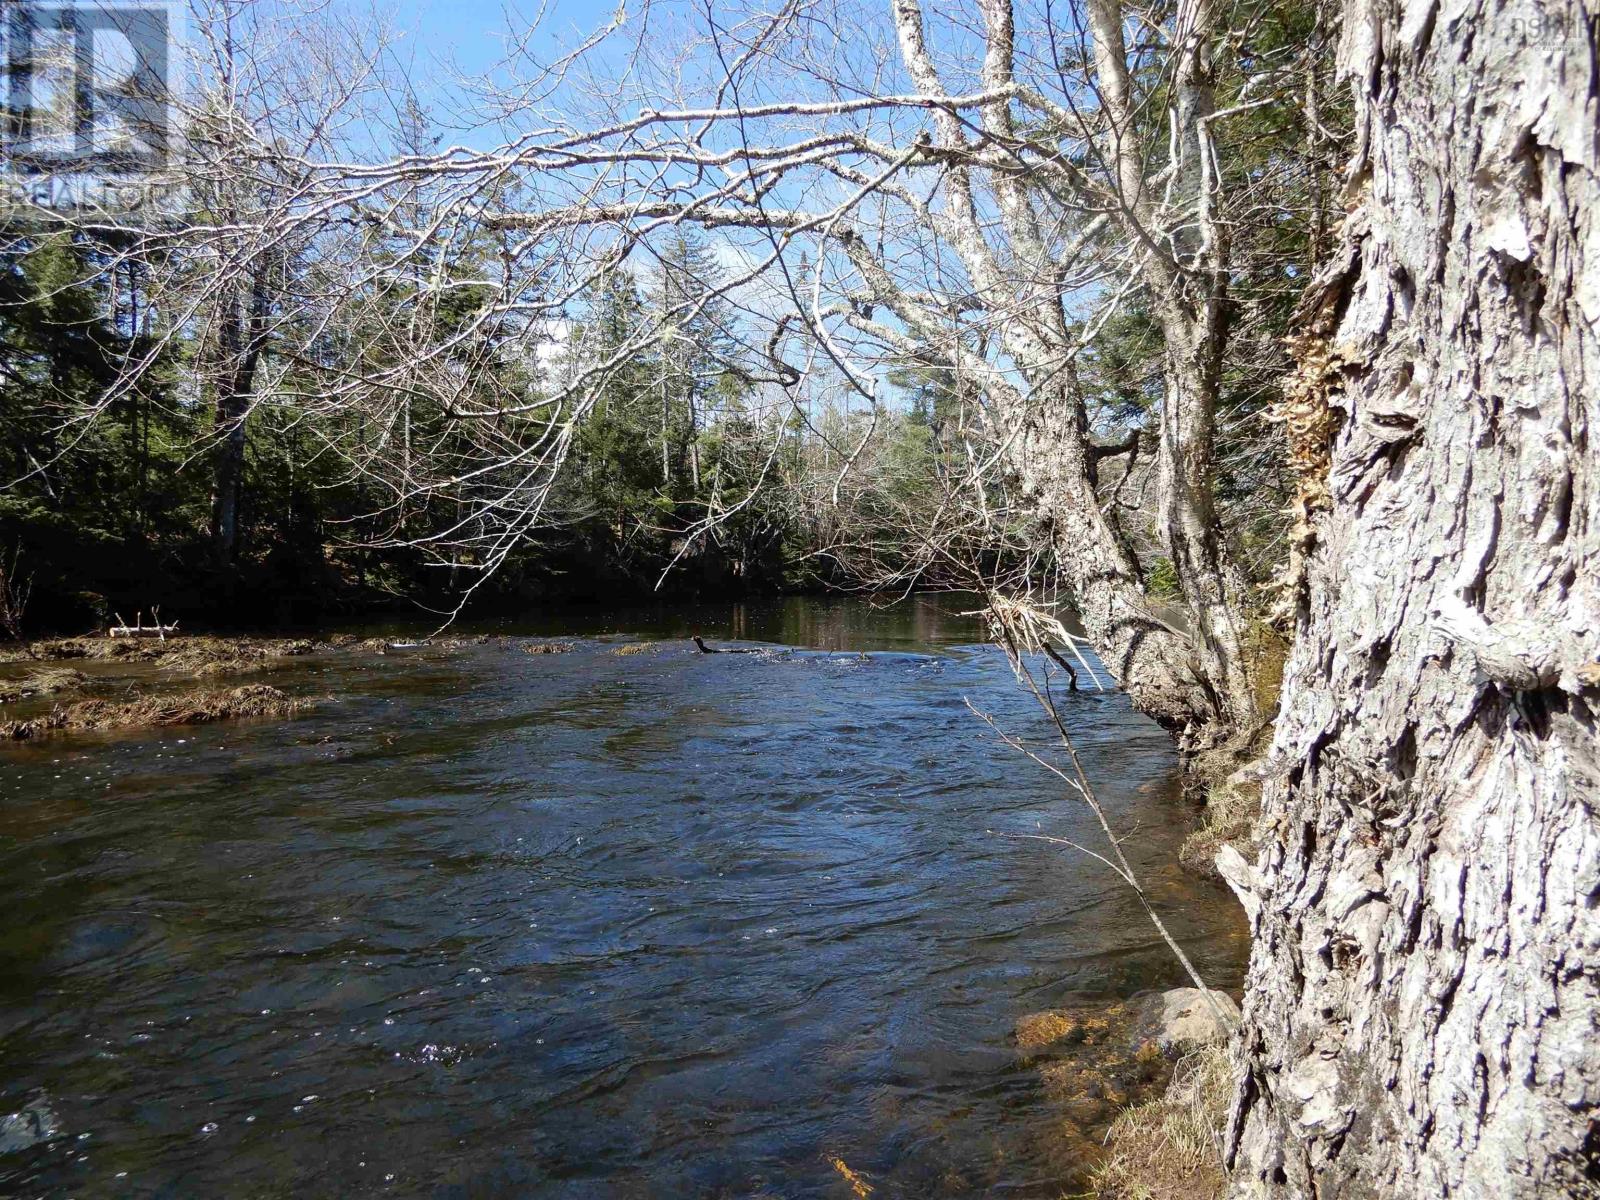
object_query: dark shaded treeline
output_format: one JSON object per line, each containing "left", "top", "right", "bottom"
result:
{"left": 0, "top": 230, "right": 804, "bottom": 633}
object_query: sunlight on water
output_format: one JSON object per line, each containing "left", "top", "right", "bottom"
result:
{"left": 0, "top": 596, "right": 1245, "bottom": 1197}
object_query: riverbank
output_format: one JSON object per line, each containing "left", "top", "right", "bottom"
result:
{"left": 0, "top": 633, "right": 532, "bottom": 740}
{"left": 1013, "top": 985, "right": 1243, "bottom": 1195}
{"left": 1086, "top": 742, "right": 1267, "bottom": 1199}
{"left": 1093, "top": 1043, "right": 1235, "bottom": 1198}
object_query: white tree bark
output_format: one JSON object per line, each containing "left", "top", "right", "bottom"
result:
{"left": 1086, "top": 0, "right": 1261, "bottom": 735}
{"left": 1004, "top": 381, "right": 1221, "bottom": 730}
{"left": 1228, "top": 0, "right": 1600, "bottom": 1192}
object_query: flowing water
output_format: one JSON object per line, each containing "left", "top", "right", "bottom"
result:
{"left": 0, "top": 595, "right": 1246, "bottom": 1198}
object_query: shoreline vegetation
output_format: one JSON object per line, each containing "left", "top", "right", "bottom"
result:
{"left": 0, "top": 627, "right": 872, "bottom": 738}
{"left": 1, "top": 682, "right": 303, "bottom": 741}
{"left": 0, "top": 633, "right": 328, "bottom": 740}
{"left": 0, "top": 631, "right": 523, "bottom": 739}
{"left": 1092, "top": 1045, "right": 1234, "bottom": 1199}
{"left": 1015, "top": 989, "right": 1241, "bottom": 1195}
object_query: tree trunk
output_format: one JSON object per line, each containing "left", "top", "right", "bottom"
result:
{"left": 1158, "top": 317, "right": 1260, "bottom": 736}
{"left": 1088, "top": 0, "right": 1261, "bottom": 738}
{"left": 210, "top": 268, "right": 271, "bottom": 563}
{"left": 660, "top": 368, "right": 672, "bottom": 488}
{"left": 1007, "top": 386, "right": 1222, "bottom": 735}
{"left": 210, "top": 387, "right": 248, "bottom": 561}
{"left": 1227, "top": 0, "right": 1600, "bottom": 1193}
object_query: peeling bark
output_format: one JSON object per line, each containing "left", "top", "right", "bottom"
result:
{"left": 1229, "top": 0, "right": 1600, "bottom": 1193}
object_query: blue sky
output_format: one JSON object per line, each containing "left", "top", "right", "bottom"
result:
{"left": 394, "top": 0, "right": 619, "bottom": 139}
{"left": 407, "top": 0, "right": 537, "bottom": 79}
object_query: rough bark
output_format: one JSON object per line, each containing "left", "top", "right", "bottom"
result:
{"left": 1007, "top": 385, "right": 1219, "bottom": 732}
{"left": 1228, "top": 0, "right": 1600, "bottom": 1193}
{"left": 1088, "top": 0, "right": 1261, "bottom": 735}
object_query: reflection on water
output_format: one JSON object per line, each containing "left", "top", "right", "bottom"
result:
{"left": 0, "top": 595, "right": 1244, "bottom": 1197}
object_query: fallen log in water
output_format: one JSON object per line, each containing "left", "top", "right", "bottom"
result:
{"left": 108, "top": 610, "right": 178, "bottom": 640}
{"left": 691, "top": 636, "right": 762, "bottom": 655}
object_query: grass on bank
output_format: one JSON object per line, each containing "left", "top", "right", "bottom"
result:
{"left": 1091, "top": 1044, "right": 1233, "bottom": 1200}
{"left": 0, "top": 634, "right": 323, "bottom": 673}
{"left": 1178, "top": 769, "right": 1263, "bottom": 877}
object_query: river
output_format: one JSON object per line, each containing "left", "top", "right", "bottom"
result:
{"left": 0, "top": 595, "right": 1246, "bottom": 1197}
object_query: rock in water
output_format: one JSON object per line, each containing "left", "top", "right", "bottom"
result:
{"left": 1136, "top": 988, "right": 1240, "bottom": 1056}
{"left": 0, "top": 1095, "right": 63, "bottom": 1153}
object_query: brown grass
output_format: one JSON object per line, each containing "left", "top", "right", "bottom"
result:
{"left": 0, "top": 636, "right": 148, "bottom": 663}
{"left": 1180, "top": 716, "right": 1274, "bottom": 878}
{"left": 165, "top": 638, "right": 319, "bottom": 676}
{"left": 1178, "top": 770, "right": 1263, "bottom": 877}
{"left": 0, "top": 667, "right": 87, "bottom": 704}
{"left": 2, "top": 685, "right": 303, "bottom": 741}
{"left": 611, "top": 641, "right": 657, "bottom": 656}
{"left": 0, "top": 635, "right": 321, "bottom": 675}
{"left": 523, "top": 641, "right": 576, "bottom": 655}
{"left": 1091, "top": 1045, "right": 1233, "bottom": 1200}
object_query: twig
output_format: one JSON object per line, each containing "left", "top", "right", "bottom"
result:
{"left": 965, "top": 654, "right": 1234, "bottom": 1032}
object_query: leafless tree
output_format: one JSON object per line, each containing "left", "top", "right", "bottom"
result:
{"left": 8, "top": 0, "right": 1326, "bottom": 742}
{"left": 323, "top": 0, "right": 1324, "bottom": 743}
{"left": 0, "top": 544, "right": 33, "bottom": 646}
